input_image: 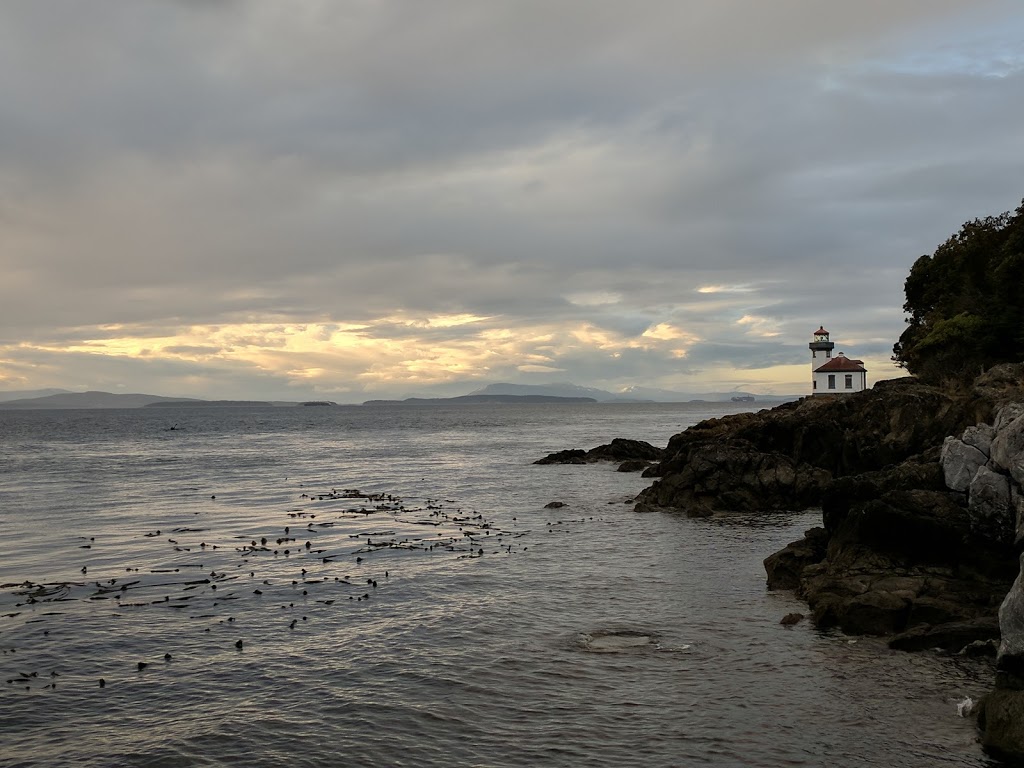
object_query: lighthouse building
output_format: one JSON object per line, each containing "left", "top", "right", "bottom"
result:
{"left": 810, "top": 327, "right": 867, "bottom": 394}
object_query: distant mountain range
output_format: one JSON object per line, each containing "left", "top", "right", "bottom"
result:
{"left": 0, "top": 382, "right": 803, "bottom": 409}
{"left": 0, "top": 388, "right": 71, "bottom": 403}
{"left": 0, "top": 391, "right": 205, "bottom": 409}
{"left": 363, "top": 394, "right": 598, "bottom": 406}
{"left": 466, "top": 382, "right": 800, "bottom": 404}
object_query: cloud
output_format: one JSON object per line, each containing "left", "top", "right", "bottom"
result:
{"left": 0, "top": 1, "right": 1020, "bottom": 399}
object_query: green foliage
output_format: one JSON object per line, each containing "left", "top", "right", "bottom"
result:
{"left": 893, "top": 200, "right": 1024, "bottom": 384}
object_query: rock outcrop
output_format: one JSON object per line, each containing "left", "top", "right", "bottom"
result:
{"left": 636, "top": 376, "right": 991, "bottom": 516}
{"left": 535, "top": 438, "right": 664, "bottom": 470}
{"left": 682, "top": 363, "right": 1024, "bottom": 757}
{"left": 767, "top": 391, "right": 1024, "bottom": 648}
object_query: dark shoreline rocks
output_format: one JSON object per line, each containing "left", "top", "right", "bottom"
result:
{"left": 534, "top": 438, "right": 664, "bottom": 472}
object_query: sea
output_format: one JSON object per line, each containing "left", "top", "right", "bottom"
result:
{"left": 0, "top": 402, "right": 1006, "bottom": 768}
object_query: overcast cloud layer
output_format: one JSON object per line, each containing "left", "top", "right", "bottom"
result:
{"left": 1, "top": 1, "right": 1022, "bottom": 401}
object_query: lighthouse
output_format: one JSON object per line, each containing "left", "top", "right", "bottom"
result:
{"left": 810, "top": 327, "right": 867, "bottom": 394}
{"left": 809, "top": 326, "right": 834, "bottom": 368}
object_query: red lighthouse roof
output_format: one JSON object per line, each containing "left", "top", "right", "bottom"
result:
{"left": 814, "top": 354, "right": 866, "bottom": 373}
{"left": 814, "top": 326, "right": 829, "bottom": 336}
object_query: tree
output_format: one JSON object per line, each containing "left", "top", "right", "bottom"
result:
{"left": 893, "top": 200, "right": 1024, "bottom": 384}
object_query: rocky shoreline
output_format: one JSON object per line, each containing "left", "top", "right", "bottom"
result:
{"left": 537, "top": 364, "right": 1024, "bottom": 758}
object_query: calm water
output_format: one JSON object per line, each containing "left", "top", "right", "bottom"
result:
{"left": 0, "top": 402, "right": 1003, "bottom": 767}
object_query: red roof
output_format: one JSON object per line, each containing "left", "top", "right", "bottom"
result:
{"left": 814, "top": 326, "right": 829, "bottom": 335}
{"left": 815, "top": 355, "right": 867, "bottom": 373}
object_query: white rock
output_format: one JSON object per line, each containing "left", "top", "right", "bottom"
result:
{"left": 991, "top": 412, "right": 1024, "bottom": 487}
{"left": 941, "top": 436, "right": 988, "bottom": 493}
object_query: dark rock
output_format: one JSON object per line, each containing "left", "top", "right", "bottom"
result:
{"left": 959, "top": 639, "right": 998, "bottom": 657}
{"left": 837, "top": 590, "right": 911, "bottom": 635}
{"left": 534, "top": 449, "right": 587, "bottom": 465}
{"left": 978, "top": 689, "right": 1024, "bottom": 759}
{"left": 544, "top": 501, "right": 566, "bottom": 509}
{"left": 587, "top": 439, "right": 664, "bottom": 462}
{"left": 637, "top": 439, "right": 830, "bottom": 514}
{"left": 764, "top": 527, "right": 828, "bottom": 590}
{"left": 888, "top": 616, "right": 1000, "bottom": 652}
{"left": 536, "top": 439, "right": 664, "bottom": 465}
{"left": 637, "top": 377, "right": 989, "bottom": 515}
{"left": 780, "top": 613, "right": 804, "bottom": 625}
{"left": 616, "top": 459, "right": 650, "bottom": 473}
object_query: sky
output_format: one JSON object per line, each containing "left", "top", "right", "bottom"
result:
{"left": 1, "top": 1, "right": 1023, "bottom": 402}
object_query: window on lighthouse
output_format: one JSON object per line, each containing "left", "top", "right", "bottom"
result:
{"left": 828, "top": 374, "right": 836, "bottom": 389}
{"left": 845, "top": 374, "right": 853, "bottom": 389}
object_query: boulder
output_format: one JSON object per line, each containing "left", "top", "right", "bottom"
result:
{"left": 995, "top": 403, "right": 1024, "bottom": 432}
{"left": 968, "top": 466, "right": 1013, "bottom": 545}
{"left": 940, "top": 436, "right": 987, "bottom": 492}
{"left": 997, "top": 553, "right": 1024, "bottom": 678}
{"left": 991, "top": 412, "right": 1024, "bottom": 487}
{"left": 962, "top": 423, "right": 996, "bottom": 456}
{"left": 587, "top": 438, "right": 664, "bottom": 462}
{"left": 979, "top": 688, "right": 1024, "bottom": 759}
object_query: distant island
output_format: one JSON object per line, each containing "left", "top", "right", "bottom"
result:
{"left": 145, "top": 400, "right": 277, "bottom": 408}
{"left": 0, "top": 382, "right": 802, "bottom": 410}
{"left": 362, "top": 394, "right": 598, "bottom": 405}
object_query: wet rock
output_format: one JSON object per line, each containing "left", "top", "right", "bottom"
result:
{"left": 764, "top": 527, "right": 828, "bottom": 591}
{"left": 888, "top": 616, "right": 1000, "bottom": 653}
{"left": 779, "top": 613, "right": 804, "bottom": 625}
{"left": 544, "top": 501, "right": 566, "bottom": 509}
{"left": 979, "top": 689, "right": 1024, "bottom": 759}
{"left": 535, "top": 439, "right": 664, "bottom": 465}
{"left": 839, "top": 590, "right": 911, "bottom": 636}
{"left": 534, "top": 449, "right": 586, "bottom": 465}
{"left": 616, "top": 459, "right": 650, "bottom": 473}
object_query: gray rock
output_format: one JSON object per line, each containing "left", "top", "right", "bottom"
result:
{"left": 962, "top": 424, "right": 996, "bottom": 457}
{"left": 995, "top": 404, "right": 1024, "bottom": 433}
{"left": 998, "top": 553, "right": 1024, "bottom": 672}
{"left": 991, "top": 412, "right": 1024, "bottom": 487}
{"left": 1013, "top": 487, "right": 1024, "bottom": 549}
{"left": 940, "top": 436, "right": 987, "bottom": 493}
{"left": 968, "top": 466, "right": 1013, "bottom": 544}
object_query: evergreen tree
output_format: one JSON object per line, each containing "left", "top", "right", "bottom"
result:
{"left": 893, "top": 200, "right": 1024, "bottom": 384}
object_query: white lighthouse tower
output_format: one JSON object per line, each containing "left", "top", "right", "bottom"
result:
{"left": 809, "top": 326, "right": 833, "bottom": 369}
{"left": 810, "top": 327, "right": 867, "bottom": 394}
